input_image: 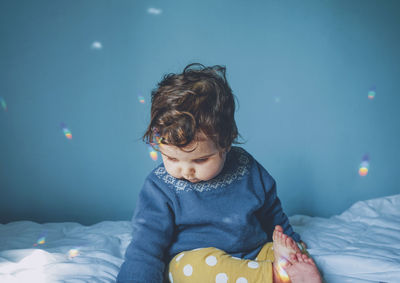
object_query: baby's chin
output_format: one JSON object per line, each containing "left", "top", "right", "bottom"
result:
{"left": 180, "top": 177, "right": 201, "bottom": 183}
{"left": 183, "top": 172, "right": 223, "bottom": 183}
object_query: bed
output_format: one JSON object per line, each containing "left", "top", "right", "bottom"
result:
{"left": 1, "top": 194, "right": 399, "bottom": 283}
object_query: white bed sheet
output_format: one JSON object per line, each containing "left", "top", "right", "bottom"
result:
{"left": 0, "top": 194, "right": 399, "bottom": 283}
{"left": 0, "top": 221, "right": 132, "bottom": 283}
{"left": 290, "top": 194, "right": 400, "bottom": 283}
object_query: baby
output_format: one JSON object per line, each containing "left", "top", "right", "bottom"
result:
{"left": 117, "top": 63, "right": 322, "bottom": 283}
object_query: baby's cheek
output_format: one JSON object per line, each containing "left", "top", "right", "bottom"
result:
{"left": 200, "top": 164, "right": 221, "bottom": 181}
{"left": 164, "top": 164, "right": 179, "bottom": 178}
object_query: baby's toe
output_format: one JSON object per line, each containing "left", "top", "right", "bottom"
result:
{"left": 289, "top": 254, "right": 297, "bottom": 262}
{"left": 304, "top": 255, "right": 316, "bottom": 266}
{"left": 296, "top": 252, "right": 304, "bottom": 262}
{"left": 273, "top": 229, "right": 277, "bottom": 242}
{"left": 281, "top": 233, "right": 289, "bottom": 245}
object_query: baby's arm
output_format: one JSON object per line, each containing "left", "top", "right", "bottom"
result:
{"left": 255, "top": 162, "right": 301, "bottom": 243}
{"left": 117, "top": 179, "right": 175, "bottom": 283}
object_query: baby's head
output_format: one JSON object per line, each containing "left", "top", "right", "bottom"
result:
{"left": 143, "top": 63, "right": 239, "bottom": 183}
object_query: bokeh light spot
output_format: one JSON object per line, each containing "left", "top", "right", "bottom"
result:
{"left": 138, "top": 95, "right": 145, "bottom": 104}
{"left": 277, "top": 258, "right": 290, "bottom": 281}
{"left": 149, "top": 146, "right": 158, "bottom": 161}
{"left": 91, "top": 41, "right": 103, "bottom": 50}
{"left": 359, "top": 154, "right": 370, "bottom": 176}
{"left": 147, "top": 7, "right": 162, "bottom": 15}
{"left": 0, "top": 97, "right": 7, "bottom": 111}
{"left": 368, "top": 86, "right": 376, "bottom": 99}
{"left": 33, "top": 236, "right": 46, "bottom": 247}
{"left": 68, "top": 249, "right": 80, "bottom": 259}
{"left": 61, "top": 123, "right": 73, "bottom": 140}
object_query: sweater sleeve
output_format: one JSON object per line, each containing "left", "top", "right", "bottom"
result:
{"left": 117, "top": 177, "right": 175, "bottom": 283}
{"left": 255, "top": 162, "right": 301, "bottom": 243}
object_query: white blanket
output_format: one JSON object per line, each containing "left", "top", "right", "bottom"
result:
{"left": 291, "top": 194, "right": 400, "bottom": 283}
{"left": 0, "top": 221, "right": 132, "bottom": 282}
{"left": 1, "top": 194, "right": 399, "bottom": 282}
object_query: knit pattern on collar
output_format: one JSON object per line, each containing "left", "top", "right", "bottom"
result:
{"left": 153, "top": 147, "right": 251, "bottom": 192}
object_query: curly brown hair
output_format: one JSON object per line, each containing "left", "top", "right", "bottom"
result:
{"left": 143, "top": 63, "right": 239, "bottom": 150}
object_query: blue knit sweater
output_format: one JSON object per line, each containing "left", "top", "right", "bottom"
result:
{"left": 117, "top": 147, "right": 300, "bottom": 283}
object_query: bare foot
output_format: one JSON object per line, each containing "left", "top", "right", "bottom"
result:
{"left": 284, "top": 252, "right": 322, "bottom": 283}
{"left": 272, "top": 225, "right": 302, "bottom": 283}
{"left": 272, "top": 225, "right": 301, "bottom": 261}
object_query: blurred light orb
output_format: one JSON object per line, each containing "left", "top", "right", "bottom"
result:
{"left": 33, "top": 236, "right": 46, "bottom": 246}
{"left": 91, "top": 41, "right": 103, "bottom": 50}
{"left": 147, "top": 7, "right": 162, "bottom": 15}
{"left": 368, "top": 91, "right": 376, "bottom": 99}
{"left": 68, "top": 249, "right": 80, "bottom": 258}
{"left": 138, "top": 95, "right": 145, "bottom": 104}
{"left": 64, "top": 132, "right": 72, "bottom": 139}
{"left": 277, "top": 258, "right": 290, "bottom": 281}
{"left": 148, "top": 146, "right": 158, "bottom": 161}
{"left": 368, "top": 86, "right": 376, "bottom": 99}
{"left": 63, "top": 128, "right": 72, "bottom": 139}
{"left": 359, "top": 154, "right": 370, "bottom": 176}
{"left": 61, "top": 123, "right": 73, "bottom": 140}
{"left": 359, "top": 167, "right": 368, "bottom": 176}
{"left": 149, "top": 151, "right": 158, "bottom": 161}
{"left": 0, "top": 97, "right": 7, "bottom": 111}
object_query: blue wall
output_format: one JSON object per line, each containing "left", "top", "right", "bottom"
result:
{"left": 1, "top": 0, "right": 399, "bottom": 225}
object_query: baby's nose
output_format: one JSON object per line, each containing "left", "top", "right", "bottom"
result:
{"left": 182, "top": 167, "right": 195, "bottom": 177}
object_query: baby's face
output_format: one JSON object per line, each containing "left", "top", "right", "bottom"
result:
{"left": 159, "top": 133, "right": 228, "bottom": 183}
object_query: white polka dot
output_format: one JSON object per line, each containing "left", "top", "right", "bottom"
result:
{"left": 205, "top": 255, "right": 218, "bottom": 266}
{"left": 215, "top": 273, "right": 228, "bottom": 283}
{"left": 248, "top": 261, "right": 259, "bottom": 269}
{"left": 236, "top": 278, "right": 248, "bottom": 283}
{"left": 169, "top": 272, "right": 173, "bottom": 283}
{"left": 176, "top": 253, "right": 184, "bottom": 262}
{"left": 183, "top": 264, "right": 193, "bottom": 276}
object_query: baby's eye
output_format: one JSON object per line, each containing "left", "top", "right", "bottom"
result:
{"left": 167, "top": 157, "right": 178, "bottom": 162}
{"left": 194, "top": 158, "right": 208, "bottom": 164}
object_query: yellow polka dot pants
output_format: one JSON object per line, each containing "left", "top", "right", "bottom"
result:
{"left": 167, "top": 242, "right": 275, "bottom": 283}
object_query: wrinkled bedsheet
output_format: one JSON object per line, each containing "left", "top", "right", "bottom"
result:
{"left": 1, "top": 194, "right": 399, "bottom": 282}
{"left": 291, "top": 194, "right": 400, "bottom": 283}
{"left": 0, "top": 221, "right": 132, "bottom": 282}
